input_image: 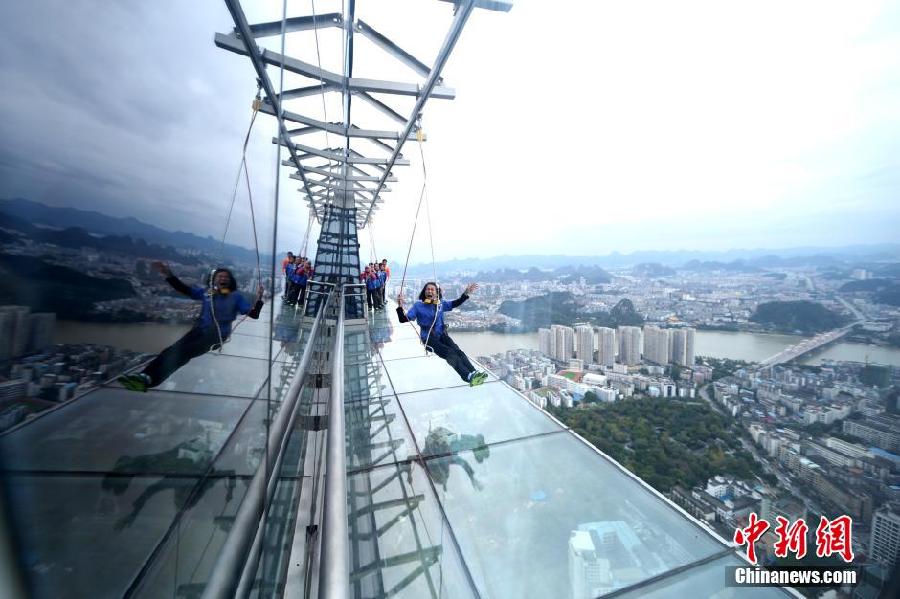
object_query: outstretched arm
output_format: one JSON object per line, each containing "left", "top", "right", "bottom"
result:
{"left": 239, "top": 285, "right": 266, "bottom": 319}
{"left": 396, "top": 294, "right": 415, "bottom": 323}
{"left": 450, "top": 283, "right": 479, "bottom": 309}
{"left": 153, "top": 261, "right": 195, "bottom": 298}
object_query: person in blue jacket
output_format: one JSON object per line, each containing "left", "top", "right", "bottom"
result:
{"left": 362, "top": 265, "right": 377, "bottom": 310}
{"left": 285, "top": 257, "right": 309, "bottom": 306}
{"left": 396, "top": 281, "right": 488, "bottom": 386}
{"left": 118, "top": 261, "right": 264, "bottom": 392}
{"left": 374, "top": 263, "right": 387, "bottom": 309}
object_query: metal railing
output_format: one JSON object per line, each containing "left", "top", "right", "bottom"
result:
{"left": 201, "top": 293, "right": 331, "bottom": 599}
{"left": 319, "top": 290, "right": 349, "bottom": 598}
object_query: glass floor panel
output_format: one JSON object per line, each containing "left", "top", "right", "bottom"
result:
{"left": 129, "top": 475, "right": 253, "bottom": 599}
{"left": 211, "top": 399, "right": 269, "bottom": 476}
{"left": 346, "top": 394, "right": 415, "bottom": 472}
{"left": 382, "top": 355, "right": 497, "bottom": 396}
{"left": 217, "top": 332, "right": 289, "bottom": 362}
{"left": 377, "top": 339, "right": 431, "bottom": 362}
{"left": 7, "top": 473, "right": 200, "bottom": 599}
{"left": 613, "top": 553, "right": 794, "bottom": 598}
{"left": 397, "top": 382, "right": 561, "bottom": 456}
{"left": 426, "top": 433, "right": 725, "bottom": 599}
{"left": 155, "top": 352, "right": 271, "bottom": 398}
{"left": 0, "top": 389, "right": 252, "bottom": 474}
{"left": 344, "top": 358, "right": 395, "bottom": 402}
{"left": 347, "top": 461, "right": 476, "bottom": 599}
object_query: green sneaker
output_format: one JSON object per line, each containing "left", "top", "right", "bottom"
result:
{"left": 470, "top": 372, "right": 488, "bottom": 387}
{"left": 118, "top": 374, "right": 149, "bottom": 392}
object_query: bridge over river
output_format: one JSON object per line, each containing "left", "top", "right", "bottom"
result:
{"left": 759, "top": 323, "right": 858, "bottom": 367}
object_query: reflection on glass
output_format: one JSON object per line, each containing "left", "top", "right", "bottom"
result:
{"left": 157, "top": 352, "right": 270, "bottom": 397}
{"left": 427, "top": 434, "right": 724, "bottom": 599}
{"left": 613, "top": 553, "right": 791, "bottom": 598}
{"left": 0, "top": 389, "right": 249, "bottom": 473}
{"left": 347, "top": 462, "right": 476, "bottom": 599}
{"left": 128, "top": 476, "right": 253, "bottom": 598}
{"left": 398, "top": 382, "right": 559, "bottom": 451}
{"left": 101, "top": 439, "right": 237, "bottom": 531}
{"left": 6, "top": 474, "right": 198, "bottom": 598}
{"left": 422, "top": 426, "right": 490, "bottom": 491}
{"left": 345, "top": 395, "right": 413, "bottom": 472}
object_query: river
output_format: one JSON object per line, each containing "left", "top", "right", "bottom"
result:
{"left": 55, "top": 321, "right": 900, "bottom": 367}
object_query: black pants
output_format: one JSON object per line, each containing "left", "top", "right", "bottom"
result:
{"left": 425, "top": 332, "right": 476, "bottom": 382}
{"left": 366, "top": 288, "right": 375, "bottom": 309}
{"left": 286, "top": 282, "right": 305, "bottom": 305}
{"left": 141, "top": 326, "right": 222, "bottom": 387}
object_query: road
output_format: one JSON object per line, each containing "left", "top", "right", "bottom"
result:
{"left": 698, "top": 384, "right": 825, "bottom": 515}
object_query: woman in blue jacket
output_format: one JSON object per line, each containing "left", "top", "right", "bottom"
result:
{"left": 397, "top": 282, "right": 488, "bottom": 386}
{"left": 118, "top": 261, "right": 264, "bottom": 392}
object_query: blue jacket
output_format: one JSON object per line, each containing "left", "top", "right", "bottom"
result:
{"left": 365, "top": 272, "right": 378, "bottom": 291}
{"left": 288, "top": 263, "right": 308, "bottom": 286}
{"left": 376, "top": 271, "right": 387, "bottom": 287}
{"left": 405, "top": 299, "right": 453, "bottom": 341}
{"left": 189, "top": 286, "right": 254, "bottom": 338}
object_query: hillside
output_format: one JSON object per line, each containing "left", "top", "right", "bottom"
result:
{"left": 0, "top": 197, "right": 263, "bottom": 265}
{"left": 0, "top": 255, "right": 135, "bottom": 319}
{"left": 549, "top": 398, "right": 765, "bottom": 493}
{"left": 750, "top": 300, "right": 847, "bottom": 334}
{"left": 497, "top": 294, "right": 643, "bottom": 331}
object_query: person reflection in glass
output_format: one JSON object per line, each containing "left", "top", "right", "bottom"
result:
{"left": 422, "top": 426, "right": 490, "bottom": 491}
{"left": 118, "top": 261, "right": 264, "bottom": 392}
{"left": 101, "top": 438, "right": 236, "bottom": 530}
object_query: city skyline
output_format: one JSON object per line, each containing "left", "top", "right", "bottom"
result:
{"left": 2, "top": 1, "right": 900, "bottom": 261}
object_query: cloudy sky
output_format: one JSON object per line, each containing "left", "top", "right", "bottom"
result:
{"left": 2, "top": 0, "right": 899, "bottom": 265}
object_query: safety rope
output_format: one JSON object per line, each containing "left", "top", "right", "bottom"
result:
{"left": 397, "top": 120, "right": 442, "bottom": 352}
{"left": 209, "top": 86, "right": 265, "bottom": 351}
{"left": 301, "top": 205, "right": 316, "bottom": 258}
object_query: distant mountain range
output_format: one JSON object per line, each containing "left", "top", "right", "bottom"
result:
{"left": 407, "top": 245, "right": 900, "bottom": 276}
{"left": 4, "top": 197, "right": 899, "bottom": 277}
{"left": 0, "top": 197, "right": 265, "bottom": 265}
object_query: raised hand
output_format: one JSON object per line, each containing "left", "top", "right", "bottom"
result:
{"left": 151, "top": 261, "right": 172, "bottom": 277}
{"left": 465, "top": 282, "right": 479, "bottom": 295}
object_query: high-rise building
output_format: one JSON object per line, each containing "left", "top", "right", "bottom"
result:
{"left": 0, "top": 306, "right": 31, "bottom": 359}
{"left": 684, "top": 327, "right": 695, "bottom": 367}
{"left": 642, "top": 325, "right": 670, "bottom": 365}
{"left": 617, "top": 326, "right": 642, "bottom": 366}
{"left": 870, "top": 505, "right": 900, "bottom": 566}
{"left": 28, "top": 312, "right": 56, "bottom": 353}
{"left": 0, "top": 310, "right": 14, "bottom": 361}
{"left": 671, "top": 328, "right": 696, "bottom": 367}
{"left": 538, "top": 328, "right": 552, "bottom": 358}
{"left": 551, "top": 324, "right": 575, "bottom": 363}
{"left": 575, "top": 325, "right": 594, "bottom": 364}
{"left": 597, "top": 327, "right": 616, "bottom": 367}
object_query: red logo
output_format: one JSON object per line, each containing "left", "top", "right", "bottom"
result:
{"left": 733, "top": 513, "right": 855, "bottom": 565}
{"left": 733, "top": 512, "right": 770, "bottom": 565}
{"left": 815, "top": 515, "right": 854, "bottom": 563}
{"left": 773, "top": 516, "right": 808, "bottom": 559}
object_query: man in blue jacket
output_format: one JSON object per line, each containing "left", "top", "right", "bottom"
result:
{"left": 118, "top": 261, "right": 264, "bottom": 392}
{"left": 374, "top": 263, "right": 387, "bottom": 309}
{"left": 396, "top": 281, "right": 488, "bottom": 386}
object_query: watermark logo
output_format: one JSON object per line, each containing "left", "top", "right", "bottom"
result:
{"left": 734, "top": 513, "right": 854, "bottom": 565}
